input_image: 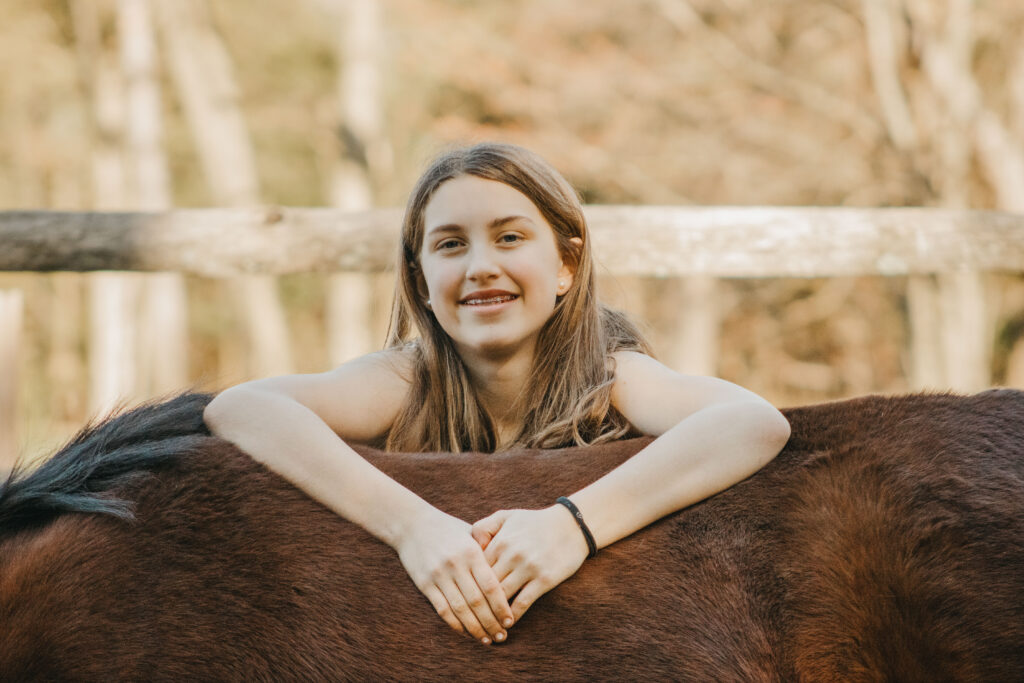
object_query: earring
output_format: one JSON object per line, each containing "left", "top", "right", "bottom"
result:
{"left": 426, "top": 298, "right": 432, "bottom": 309}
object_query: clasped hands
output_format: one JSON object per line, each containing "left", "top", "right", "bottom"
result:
{"left": 396, "top": 504, "right": 590, "bottom": 645}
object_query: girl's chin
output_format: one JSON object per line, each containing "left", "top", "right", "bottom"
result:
{"left": 454, "top": 334, "right": 537, "bottom": 361}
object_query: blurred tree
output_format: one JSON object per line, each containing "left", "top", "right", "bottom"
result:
{"left": 70, "top": 0, "right": 142, "bottom": 418}
{"left": 0, "top": 290, "right": 22, "bottom": 470}
{"left": 157, "top": 0, "right": 294, "bottom": 379}
{"left": 5, "top": 0, "right": 1024, "bottom": 458}
{"left": 325, "top": 0, "right": 393, "bottom": 365}
{"left": 119, "top": 0, "right": 189, "bottom": 402}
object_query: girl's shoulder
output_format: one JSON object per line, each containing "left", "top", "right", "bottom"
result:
{"left": 261, "top": 346, "right": 417, "bottom": 446}
{"left": 332, "top": 346, "right": 418, "bottom": 443}
{"left": 609, "top": 351, "right": 770, "bottom": 436}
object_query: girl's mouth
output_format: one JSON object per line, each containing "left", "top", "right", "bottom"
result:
{"left": 460, "top": 294, "right": 519, "bottom": 306}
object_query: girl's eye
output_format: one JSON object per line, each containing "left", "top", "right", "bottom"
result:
{"left": 437, "top": 239, "right": 462, "bottom": 250}
{"left": 499, "top": 233, "right": 523, "bottom": 244}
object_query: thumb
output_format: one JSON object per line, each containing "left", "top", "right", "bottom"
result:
{"left": 471, "top": 510, "right": 511, "bottom": 550}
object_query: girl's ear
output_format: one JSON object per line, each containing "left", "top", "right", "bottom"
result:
{"left": 409, "top": 263, "right": 430, "bottom": 306}
{"left": 558, "top": 237, "right": 584, "bottom": 294}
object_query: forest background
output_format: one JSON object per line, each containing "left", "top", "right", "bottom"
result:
{"left": 2, "top": 0, "right": 1024, "bottom": 465}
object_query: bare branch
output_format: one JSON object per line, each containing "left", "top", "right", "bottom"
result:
{"left": 654, "top": 0, "right": 884, "bottom": 143}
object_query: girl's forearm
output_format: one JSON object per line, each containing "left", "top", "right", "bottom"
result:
{"left": 568, "top": 401, "right": 790, "bottom": 549}
{"left": 204, "top": 387, "right": 435, "bottom": 548}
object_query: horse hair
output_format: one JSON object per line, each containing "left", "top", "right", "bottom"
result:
{"left": 0, "top": 393, "right": 214, "bottom": 530}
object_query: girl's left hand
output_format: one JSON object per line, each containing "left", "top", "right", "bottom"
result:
{"left": 470, "top": 505, "right": 590, "bottom": 623}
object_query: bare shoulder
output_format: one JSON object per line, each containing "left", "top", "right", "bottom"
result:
{"left": 243, "top": 346, "right": 415, "bottom": 444}
{"left": 609, "top": 351, "right": 774, "bottom": 436}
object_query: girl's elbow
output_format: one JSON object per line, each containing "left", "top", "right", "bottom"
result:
{"left": 203, "top": 385, "right": 264, "bottom": 434}
{"left": 203, "top": 390, "right": 237, "bottom": 434}
{"left": 760, "top": 406, "right": 791, "bottom": 458}
{"left": 736, "top": 401, "right": 790, "bottom": 461}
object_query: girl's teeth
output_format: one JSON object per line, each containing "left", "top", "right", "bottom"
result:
{"left": 465, "top": 295, "right": 515, "bottom": 305}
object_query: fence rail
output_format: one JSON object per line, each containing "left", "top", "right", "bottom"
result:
{"left": 3, "top": 206, "right": 1023, "bottom": 470}
{"left": 3, "top": 206, "right": 1024, "bottom": 277}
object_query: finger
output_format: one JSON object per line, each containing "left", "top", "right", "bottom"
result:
{"left": 481, "top": 532, "right": 508, "bottom": 565}
{"left": 471, "top": 511, "right": 510, "bottom": 550}
{"left": 510, "top": 578, "right": 548, "bottom": 623}
{"left": 470, "top": 518, "right": 495, "bottom": 550}
{"left": 490, "top": 555, "right": 515, "bottom": 584}
{"left": 440, "top": 578, "right": 490, "bottom": 643}
{"left": 421, "top": 584, "right": 464, "bottom": 635}
{"left": 471, "top": 561, "right": 515, "bottom": 630}
{"left": 453, "top": 570, "right": 505, "bottom": 641}
{"left": 499, "top": 567, "right": 531, "bottom": 602}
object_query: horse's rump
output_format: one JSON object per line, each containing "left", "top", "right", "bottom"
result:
{"left": 1, "top": 390, "right": 1022, "bottom": 680}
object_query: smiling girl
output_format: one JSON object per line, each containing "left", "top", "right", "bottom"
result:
{"left": 203, "top": 142, "right": 791, "bottom": 646}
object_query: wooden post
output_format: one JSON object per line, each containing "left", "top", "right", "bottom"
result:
{"left": 643, "top": 275, "right": 720, "bottom": 376}
{"left": 676, "top": 275, "right": 720, "bottom": 376}
{"left": 939, "top": 271, "right": 991, "bottom": 391}
{"left": 0, "top": 289, "right": 24, "bottom": 473}
{"left": 907, "top": 275, "right": 944, "bottom": 390}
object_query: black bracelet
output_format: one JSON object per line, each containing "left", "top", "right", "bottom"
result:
{"left": 556, "top": 496, "right": 598, "bottom": 559}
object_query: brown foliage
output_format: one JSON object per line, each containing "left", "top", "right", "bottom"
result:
{"left": 3, "top": 0, "right": 1024, "bottom": 457}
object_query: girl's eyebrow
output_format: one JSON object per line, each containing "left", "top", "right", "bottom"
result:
{"left": 426, "top": 215, "right": 534, "bottom": 236}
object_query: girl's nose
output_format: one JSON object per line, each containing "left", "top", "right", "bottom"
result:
{"left": 465, "top": 245, "right": 500, "bottom": 282}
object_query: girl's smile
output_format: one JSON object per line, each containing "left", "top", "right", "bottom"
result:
{"left": 459, "top": 289, "right": 519, "bottom": 312}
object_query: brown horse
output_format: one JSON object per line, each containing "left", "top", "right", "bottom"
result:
{"left": 1, "top": 390, "right": 1023, "bottom": 680}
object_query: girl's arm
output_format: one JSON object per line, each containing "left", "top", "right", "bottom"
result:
{"left": 472, "top": 351, "right": 790, "bottom": 622}
{"left": 204, "top": 351, "right": 513, "bottom": 645}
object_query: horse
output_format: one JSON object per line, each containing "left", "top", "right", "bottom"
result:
{"left": 1, "top": 389, "right": 1022, "bottom": 680}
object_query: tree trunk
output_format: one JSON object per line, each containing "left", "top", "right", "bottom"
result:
{"left": 119, "top": 0, "right": 189, "bottom": 400}
{"left": 48, "top": 274, "right": 86, "bottom": 430}
{"left": 0, "top": 289, "right": 23, "bottom": 472}
{"left": 71, "top": 0, "right": 140, "bottom": 418}
{"left": 157, "top": 0, "right": 293, "bottom": 379}
{"left": 326, "top": 0, "right": 391, "bottom": 366}
{"left": 902, "top": 0, "right": 992, "bottom": 392}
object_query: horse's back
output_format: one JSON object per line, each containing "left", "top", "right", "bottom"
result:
{"left": 774, "top": 390, "right": 1024, "bottom": 680}
{"left": 1, "top": 390, "right": 1023, "bottom": 680}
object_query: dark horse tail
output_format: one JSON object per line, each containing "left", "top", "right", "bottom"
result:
{"left": 0, "top": 392, "right": 215, "bottom": 532}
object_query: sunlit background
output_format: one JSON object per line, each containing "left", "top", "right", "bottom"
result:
{"left": 2, "top": 0, "right": 1023, "bottom": 466}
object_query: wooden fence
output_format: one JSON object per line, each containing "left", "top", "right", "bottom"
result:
{"left": 4, "top": 206, "right": 1024, "bottom": 276}
{"left": 3, "top": 206, "right": 1024, "bottom": 467}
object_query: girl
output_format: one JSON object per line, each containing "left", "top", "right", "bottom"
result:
{"left": 203, "top": 142, "right": 791, "bottom": 646}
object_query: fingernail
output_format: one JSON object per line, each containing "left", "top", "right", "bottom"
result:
{"left": 503, "top": 618, "right": 514, "bottom": 627}
{"left": 481, "top": 637, "right": 491, "bottom": 645}
{"left": 495, "top": 631, "right": 506, "bottom": 642}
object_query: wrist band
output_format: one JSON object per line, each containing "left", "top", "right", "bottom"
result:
{"left": 556, "top": 496, "right": 598, "bottom": 559}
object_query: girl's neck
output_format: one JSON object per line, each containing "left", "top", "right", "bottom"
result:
{"left": 458, "top": 343, "right": 535, "bottom": 430}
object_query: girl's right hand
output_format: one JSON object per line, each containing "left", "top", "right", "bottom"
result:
{"left": 395, "top": 510, "right": 515, "bottom": 644}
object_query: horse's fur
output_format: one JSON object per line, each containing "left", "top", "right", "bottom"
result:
{"left": 1, "top": 390, "right": 1022, "bottom": 681}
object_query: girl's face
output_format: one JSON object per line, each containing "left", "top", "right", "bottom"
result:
{"left": 418, "top": 175, "right": 577, "bottom": 361}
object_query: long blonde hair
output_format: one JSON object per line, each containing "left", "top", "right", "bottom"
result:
{"left": 385, "top": 143, "right": 652, "bottom": 452}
